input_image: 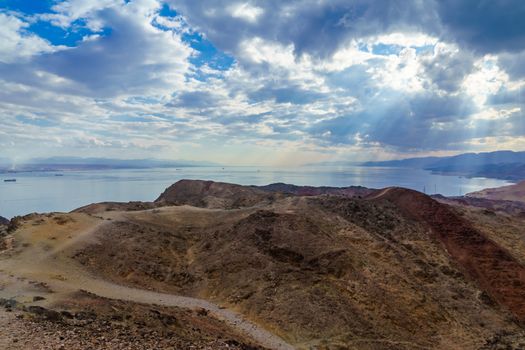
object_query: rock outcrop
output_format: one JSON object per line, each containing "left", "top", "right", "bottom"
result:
{"left": 0, "top": 216, "right": 9, "bottom": 226}
{"left": 155, "top": 179, "right": 282, "bottom": 209}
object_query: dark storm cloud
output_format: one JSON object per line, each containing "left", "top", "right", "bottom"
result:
{"left": 167, "top": 91, "right": 222, "bottom": 109}
{"left": 247, "top": 86, "right": 326, "bottom": 105}
{"left": 420, "top": 46, "right": 475, "bottom": 93}
{"left": 487, "top": 87, "right": 525, "bottom": 106}
{"left": 437, "top": 0, "right": 525, "bottom": 54}
{"left": 498, "top": 50, "right": 525, "bottom": 80}
{"left": 168, "top": 0, "right": 439, "bottom": 59}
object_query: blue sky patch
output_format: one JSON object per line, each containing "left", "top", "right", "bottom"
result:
{"left": 183, "top": 32, "right": 235, "bottom": 71}
{"left": 16, "top": 115, "right": 57, "bottom": 127}
{"left": 159, "top": 3, "right": 178, "bottom": 17}
{"left": 372, "top": 44, "right": 403, "bottom": 56}
{"left": 27, "top": 18, "right": 106, "bottom": 47}
{"left": 2, "top": 0, "right": 56, "bottom": 14}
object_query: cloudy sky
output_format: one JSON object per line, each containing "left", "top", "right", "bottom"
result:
{"left": 0, "top": 0, "right": 524, "bottom": 165}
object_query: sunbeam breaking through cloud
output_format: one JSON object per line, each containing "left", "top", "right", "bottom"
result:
{"left": 0, "top": 0, "right": 524, "bottom": 165}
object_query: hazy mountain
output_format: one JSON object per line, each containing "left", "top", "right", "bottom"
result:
{"left": 363, "top": 151, "right": 525, "bottom": 168}
{"left": 0, "top": 157, "right": 220, "bottom": 172}
{"left": 428, "top": 162, "right": 525, "bottom": 181}
{"left": 426, "top": 151, "right": 525, "bottom": 168}
{"left": 361, "top": 151, "right": 525, "bottom": 181}
{"left": 362, "top": 156, "right": 444, "bottom": 168}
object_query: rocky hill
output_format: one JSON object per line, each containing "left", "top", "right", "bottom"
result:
{"left": 73, "top": 181, "right": 525, "bottom": 349}
{"left": 155, "top": 180, "right": 375, "bottom": 209}
{"left": 0, "top": 216, "right": 9, "bottom": 226}
{"left": 362, "top": 151, "right": 525, "bottom": 181}
{"left": 155, "top": 179, "right": 282, "bottom": 209}
{"left": 2, "top": 180, "right": 525, "bottom": 349}
{"left": 0, "top": 216, "right": 9, "bottom": 238}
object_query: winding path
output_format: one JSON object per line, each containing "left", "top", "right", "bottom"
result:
{"left": 0, "top": 212, "right": 295, "bottom": 350}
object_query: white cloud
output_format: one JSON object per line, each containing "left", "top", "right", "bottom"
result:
{"left": 33, "top": 0, "right": 195, "bottom": 97}
{"left": 42, "top": 0, "right": 122, "bottom": 29}
{"left": 470, "top": 107, "right": 521, "bottom": 121}
{"left": 240, "top": 37, "right": 294, "bottom": 66}
{"left": 1, "top": 0, "right": 525, "bottom": 164}
{"left": 228, "top": 3, "right": 264, "bottom": 23}
{"left": 373, "top": 47, "right": 425, "bottom": 92}
{"left": 372, "top": 32, "right": 438, "bottom": 48}
{"left": 462, "top": 55, "right": 509, "bottom": 105}
{"left": 0, "top": 13, "right": 61, "bottom": 63}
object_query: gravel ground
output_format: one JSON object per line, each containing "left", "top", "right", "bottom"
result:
{"left": 0, "top": 308, "right": 256, "bottom": 350}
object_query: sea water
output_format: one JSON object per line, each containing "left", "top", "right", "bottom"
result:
{"left": 0, "top": 166, "right": 513, "bottom": 218}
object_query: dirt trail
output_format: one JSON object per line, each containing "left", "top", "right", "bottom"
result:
{"left": 365, "top": 187, "right": 395, "bottom": 200}
{"left": 0, "top": 211, "right": 294, "bottom": 350}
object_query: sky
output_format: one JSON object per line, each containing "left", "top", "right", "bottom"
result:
{"left": 0, "top": 0, "right": 524, "bottom": 166}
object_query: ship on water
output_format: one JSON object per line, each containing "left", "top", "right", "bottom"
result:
{"left": 3, "top": 179, "right": 16, "bottom": 182}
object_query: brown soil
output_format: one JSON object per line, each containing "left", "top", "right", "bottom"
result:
{"left": 71, "top": 182, "right": 525, "bottom": 349}
{"left": 3, "top": 180, "right": 525, "bottom": 349}
{"left": 467, "top": 180, "right": 525, "bottom": 203}
{"left": 369, "top": 187, "right": 525, "bottom": 322}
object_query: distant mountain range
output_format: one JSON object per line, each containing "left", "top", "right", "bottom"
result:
{"left": 0, "top": 157, "right": 220, "bottom": 173}
{"left": 307, "top": 151, "right": 525, "bottom": 181}
{"left": 362, "top": 151, "right": 525, "bottom": 181}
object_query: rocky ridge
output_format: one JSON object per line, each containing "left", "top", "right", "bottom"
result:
{"left": 2, "top": 179, "right": 525, "bottom": 349}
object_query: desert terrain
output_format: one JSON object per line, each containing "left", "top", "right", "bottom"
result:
{"left": 1, "top": 179, "right": 525, "bottom": 349}
{"left": 467, "top": 181, "right": 525, "bottom": 203}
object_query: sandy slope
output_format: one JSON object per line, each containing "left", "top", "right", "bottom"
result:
{"left": 467, "top": 180, "right": 525, "bottom": 203}
{"left": 0, "top": 209, "right": 292, "bottom": 350}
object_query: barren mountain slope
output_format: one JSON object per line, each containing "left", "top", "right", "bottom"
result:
{"left": 156, "top": 179, "right": 284, "bottom": 209}
{"left": 433, "top": 194, "right": 525, "bottom": 217}
{"left": 368, "top": 187, "right": 525, "bottom": 321}
{"left": 0, "top": 211, "right": 273, "bottom": 350}
{"left": 73, "top": 182, "right": 525, "bottom": 349}
{"left": 453, "top": 205, "right": 525, "bottom": 267}
{"left": 3, "top": 180, "right": 525, "bottom": 349}
{"left": 467, "top": 180, "right": 525, "bottom": 203}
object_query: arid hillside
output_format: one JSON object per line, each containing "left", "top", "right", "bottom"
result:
{"left": 2, "top": 180, "right": 525, "bottom": 349}
{"left": 75, "top": 180, "right": 525, "bottom": 349}
{"left": 156, "top": 179, "right": 283, "bottom": 209}
{"left": 467, "top": 180, "right": 525, "bottom": 203}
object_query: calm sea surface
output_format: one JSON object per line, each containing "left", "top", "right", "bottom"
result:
{"left": 0, "top": 166, "right": 513, "bottom": 219}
